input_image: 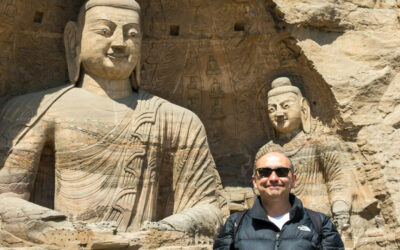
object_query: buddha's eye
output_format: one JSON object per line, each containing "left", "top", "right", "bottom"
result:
{"left": 96, "top": 27, "right": 111, "bottom": 36}
{"left": 127, "top": 29, "right": 139, "bottom": 38}
{"left": 268, "top": 106, "right": 276, "bottom": 113}
{"left": 283, "top": 104, "right": 290, "bottom": 109}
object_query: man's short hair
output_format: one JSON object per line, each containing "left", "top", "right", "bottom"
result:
{"left": 253, "top": 151, "right": 295, "bottom": 176}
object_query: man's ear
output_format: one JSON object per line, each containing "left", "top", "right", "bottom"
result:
{"left": 64, "top": 21, "right": 81, "bottom": 84}
{"left": 252, "top": 176, "right": 258, "bottom": 190}
{"left": 291, "top": 173, "right": 297, "bottom": 188}
{"left": 300, "top": 97, "right": 311, "bottom": 134}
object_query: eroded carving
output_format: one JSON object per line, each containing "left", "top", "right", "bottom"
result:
{"left": 206, "top": 55, "right": 221, "bottom": 76}
{"left": 0, "top": 0, "right": 227, "bottom": 248}
{"left": 209, "top": 78, "right": 225, "bottom": 119}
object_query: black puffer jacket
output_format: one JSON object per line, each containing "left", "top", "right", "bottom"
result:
{"left": 214, "top": 194, "right": 344, "bottom": 250}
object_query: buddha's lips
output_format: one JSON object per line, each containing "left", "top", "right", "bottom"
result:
{"left": 276, "top": 118, "right": 287, "bottom": 125}
{"left": 107, "top": 53, "right": 128, "bottom": 59}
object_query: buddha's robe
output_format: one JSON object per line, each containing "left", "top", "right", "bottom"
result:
{"left": 0, "top": 85, "right": 227, "bottom": 234}
{"left": 256, "top": 131, "right": 373, "bottom": 216}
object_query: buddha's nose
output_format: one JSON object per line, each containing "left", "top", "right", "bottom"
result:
{"left": 276, "top": 110, "right": 284, "bottom": 118}
{"left": 111, "top": 28, "right": 126, "bottom": 50}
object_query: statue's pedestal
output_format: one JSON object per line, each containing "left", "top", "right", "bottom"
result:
{"left": 1, "top": 225, "right": 214, "bottom": 249}
{"left": 0, "top": 196, "right": 215, "bottom": 249}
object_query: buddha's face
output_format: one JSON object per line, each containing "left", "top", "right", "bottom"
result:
{"left": 79, "top": 6, "right": 142, "bottom": 80}
{"left": 268, "top": 92, "right": 302, "bottom": 135}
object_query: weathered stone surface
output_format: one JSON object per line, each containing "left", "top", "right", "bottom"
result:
{"left": 0, "top": 0, "right": 399, "bottom": 249}
{"left": 269, "top": 0, "right": 400, "bottom": 248}
{"left": 0, "top": 0, "right": 227, "bottom": 249}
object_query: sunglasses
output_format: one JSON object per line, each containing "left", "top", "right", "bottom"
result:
{"left": 256, "top": 167, "right": 291, "bottom": 178}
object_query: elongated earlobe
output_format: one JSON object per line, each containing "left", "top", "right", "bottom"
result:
{"left": 64, "top": 21, "right": 81, "bottom": 84}
{"left": 301, "top": 98, "right": 311, "bottom": 134}
{"left": 130, "top": 55, "right": 141, "bottom": 91}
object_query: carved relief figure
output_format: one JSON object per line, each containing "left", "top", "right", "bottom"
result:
{"left": 256, "top": 77, "right": 377, "bottom": 238}
{"left": 0, "top": 0, "right": 227, "bottom": 246}
{"left": 277, "top": 41, "right": 296, "bottom": 65}
{"left": 206, "top": 55, "right": 221, "bottom": 75}
{"left": 184, "top": 47, "right": 199, "bottom": 76}
{"left": 188, "top": 76, "right": 199, "bottom": 89}
{"left": 209, "top": 78, "right": 225, "bottom": 119}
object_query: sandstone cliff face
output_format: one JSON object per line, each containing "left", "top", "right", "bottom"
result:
{"left": 0, "top": 0, "right": 399, "bottom": 249}
{"left": 269, "top": 0, "right": 400, "bottom": 247}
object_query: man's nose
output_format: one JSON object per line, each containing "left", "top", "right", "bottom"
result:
{"left": 268, "top": 170, "right": 279, "bottom": 181}
{"left": 111, "top": 28, "right": 126, "bottom": 50}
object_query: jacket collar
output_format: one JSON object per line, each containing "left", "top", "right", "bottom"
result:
{"left": 248, "top": 193, "right": 304, "bottom": 222}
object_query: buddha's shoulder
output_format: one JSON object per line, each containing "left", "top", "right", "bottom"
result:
{"left": 4, "top": 85, "right": 72, "bottom": 106}
{"left": 0, "top": 84, "right": 73, "bottom": 122}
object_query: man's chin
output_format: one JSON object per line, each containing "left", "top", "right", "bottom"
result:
{"left": 263, "top": 188, "right": 283, "bottom": 197}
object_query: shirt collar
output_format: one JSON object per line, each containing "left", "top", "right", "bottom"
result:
{"left": 248, "top": 194, "right": 304, "bottom": 222}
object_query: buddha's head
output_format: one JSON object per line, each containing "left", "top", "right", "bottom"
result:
{"left": 64, "top": 0, "right": 142, "bottom": 89}
{"left": 267, "top": 77, "right": 311, "bottom": 137}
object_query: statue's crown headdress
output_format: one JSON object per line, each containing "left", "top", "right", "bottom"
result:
{"left": 268, "top": 77, "right": 302, "bottom": 98}
{"left": 83, "top": 0, "right": 141, "bottom": 11}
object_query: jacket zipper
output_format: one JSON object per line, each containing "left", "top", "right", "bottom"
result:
{"left": 274, "top": 232, "right": 280, "bottom": 250}
{"left": 275, "top": 220, "right": 290, "bottom": 250}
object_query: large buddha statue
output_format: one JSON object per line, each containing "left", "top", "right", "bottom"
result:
{"left": 256, "top": 77, "right": 378, "bottom": 242}
{"left": 0, "top": 0, "right": 227, "bottom": 247}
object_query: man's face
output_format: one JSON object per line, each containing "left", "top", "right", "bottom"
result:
{"left": 79, "top": 6, "right": 142, "bottom": 80}
{"left": 252, "top": 153, "right": 296, "bottom": 200}
{"left": 268, "top": 92, "right": 302, "bottom": 135}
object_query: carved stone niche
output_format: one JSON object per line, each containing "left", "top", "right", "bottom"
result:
{"left": 0, "top": 0, "right": 399, "bottom": 249}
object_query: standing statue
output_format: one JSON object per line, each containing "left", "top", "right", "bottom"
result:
{"left": 0, "top": 0, "right": 227, "bottom": 247}
{"left": 256, "top": 77, "right": 377, "bottom": 237}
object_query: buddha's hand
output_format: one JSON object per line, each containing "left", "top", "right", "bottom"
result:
{"left": 332, "top": 200, "right": 350, "bottom": 232}
{"left": 139, "top": 220, "right": 175, "bottom": 232}
{"left": 333, "top": 212, "right": 350, "bottom": 232}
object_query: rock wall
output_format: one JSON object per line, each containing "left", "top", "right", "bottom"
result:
{"left": 0, "top": 0, "right": 399, "bottom": 249}
{"left": 267, "top": 0, "right": 400, "bottom": 248}
{"left": 0, "top": 0, "right": 84, "bottom": 103}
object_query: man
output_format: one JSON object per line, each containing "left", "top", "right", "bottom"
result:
{"left": 214, "top": 152, "right": 344, "bottom": 250}
{"left": 0, "top": 0, "right": 227, "bottom": 245}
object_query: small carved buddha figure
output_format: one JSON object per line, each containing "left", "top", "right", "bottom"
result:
{"left": 256, "top": 77, "right": 377, "bottom": 236}
{"left": 206, "top": 56, "right": 221, "bottom": 75}
{"left": 0, "top": 0, "right": 227, "bottom": 246}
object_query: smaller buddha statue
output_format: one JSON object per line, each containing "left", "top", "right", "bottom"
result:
{"left": 256, "top": 77, "right": 378, "bottom": 239}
